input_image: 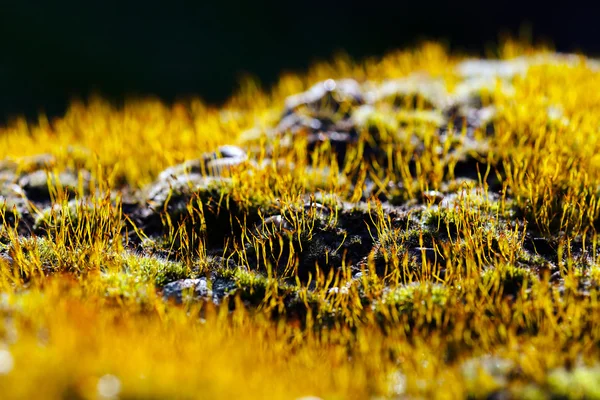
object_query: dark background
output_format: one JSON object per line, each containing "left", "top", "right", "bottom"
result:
{"left": 0, "top": 1, "right": 597, "bottom": 123}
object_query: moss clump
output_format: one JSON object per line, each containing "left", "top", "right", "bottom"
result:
{"left": 8, "top": 236, "right": 60, "bottom": 276}
{"left": 480, "top": 264, "right": 537, "bottom": 297}
{"left": 33, "top": 199, "right": 87, "bottom": 232}
{"left": 374, "top": 282, "right": 450, "bottom": 329}
{"left": 99, "top": 270, "right": 156, "bottom": 305}
{"left": 547, "top": 365, "right": 600, "bottom": 399}
{"left": 240, "top": 205, "right": 373, "bottom": 282}
{"left": 143, "top": 175, "right": 277, "bottom": 253}
{"left": 19, "top": 169, "right": 92, "bottom": 203}
{"left": 460, "top": 355, "right": 516, "bottom": 398}
{"left": 120, "top": 252, "right": 193, "bottom": 287}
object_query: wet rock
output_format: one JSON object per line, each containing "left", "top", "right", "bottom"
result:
{"left": 283, "top": 79, "right": 364, "bottom": 119}
{"left": 420, "top": 190, "right": 445, "bottom": 205}
{"left": 460, "top": 355, "right": 515, "bottom": 394}
{"left": 213, "top": 145, "right": 247, "bottom": 160}
{"left": 210, "top": 276, "right": 238, "bottom": 304}
{"left": 243, "top": 205, "right": 375, "bottom": 281}
{"left": 256, "top": 215, "right": 293, "bottom": 237}
{"left": 145, "top": 174, "right": 226, "bottom": 213}
{"left": 408, "top": 247, "right": 443, "bottom": 266}
{"left": 523, "top": 236, "right": 556, "bottom": 258}
{"left": 18, "top": 169, "right": 92, "bottom": 203}
{"left": 456, "top": 59, "right": 528, "bottom": 80}
{"left": 141, "top": 164, "right": 274, "bottom": 248}
{"left": 33, "top": 198, "right": 102, "bottom": 234}
{"left": 162, "top": 278, "right": 212, "bottom": 303}
{"left": 275, "top": 113, "right": 323, "bottom": 135}
{"left": 366, "top": 76, "right": 448, "bottom": 110}
{"left": 302, "top": 201, "right": 332, "bottom": 218}
{"left": 0, "top": 253, "right": 14, "bottom": 267}
{"left": 158, "top": 145, "right": 248, "bottom": 180}
{"left": 157, "top": 160, "right": 204, "bottom": 181}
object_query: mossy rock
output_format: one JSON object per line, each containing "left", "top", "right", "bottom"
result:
{"left": 7, "top": 236, "right": 60, "bottom": 276}
{"left": 19, "top": 169, "right": 92, "bottom": 203}
{"left": 241, "top": 204, "right": 375, "bottom": 282}
{"left": 480, "top": 265, "right": 538, "bottom": 298}
{"left": 33, "top": 200, "right": 86, "bottom": 232}
{"left": 242, "top": 219, "right": 349, "bottom": 281}
{"left": 143, "top": 173, "right": 275, "bottom": 249}
{"left": 367, "top": 77, "right": 449, "bottom": 110}
{"left": 157, "top": 145, "right": 249, "bottom": 180}
{"left": 33, "top": 198, "right": 123, "bottom": 245}
{"left": 161, "top": 278, "right": 211, "bottom": 304}
{"left": 283, "top": 79, "right": 364, "bottom": 119}
{"left": 0, "top": 183, "right": 30, "bottom": 226}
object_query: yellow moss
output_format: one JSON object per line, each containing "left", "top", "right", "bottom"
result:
{"left": 0, "top": 39, "right": 599, "bottom": 399}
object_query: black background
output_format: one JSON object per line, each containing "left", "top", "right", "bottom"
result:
{"left": 0, "top": 1, "right": 597, "bottom": 123}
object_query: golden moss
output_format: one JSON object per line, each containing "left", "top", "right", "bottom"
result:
{"left": 0, "top": 39, "right": 600, "bottom": 399}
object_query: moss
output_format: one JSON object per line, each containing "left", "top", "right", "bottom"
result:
{"left": 383, "top": 282, "right": 448, "bottom": 310}
{"left": 374, "top": 282, "right": 450, "bottom": 329}
{"left": 233, "top": 269, "right": 270, "bottom": 305}
{"left": 0, "top": 200, "right": 24, "bottom": 223}
{"left": 19, "top": 169, "right": 91, "bottom": 203}
{"left": 371, "top": 78, "right": 447, "bottom": 110}
{"left": 547, "top": 365, "right": 600, "bottom": 399}
{"left": 460, "top": 355, "right": 515, "bottom": 397}
{"left": 33, "top": 197, "right": 123, "bottom": 245}
{"left": 121, "top": 253, "right": 193, "bottom": 287}
{"left": 146, "top": 175, "right": 277, "bottom": 251}
{"left": 10, "top": 236, "right": 59, "bottom": 272}
{"left": 480, "top": 265, "right": 537, "bottom": 297}
{"left": 6, "top": 235, "right": 110, "bottom": 277}
{"left": 33, "top": 199, "right": 85, "bottom": 231}
{"left": 210, "top": 266, "right": 291, "bottom": 308}
{"left": 3, "top": 45, "right": 600, "bottom": 399}
{"left": 352, "top": 106, "right": 399, "bottom": 134}
{"left": 241, "top": 212, "right": 365, "bottom": 282}
{"left": 99, "top": 270, "right": 155, "bottom": 304}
